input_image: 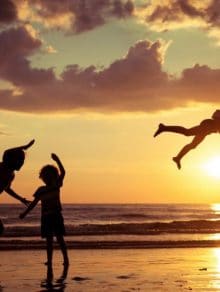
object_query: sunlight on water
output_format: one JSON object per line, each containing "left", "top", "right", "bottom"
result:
{"left": 208, "top": 233, "right": 220, "bottom": 240}
{"left": 211, "top": 204, "right": 220, "bottom": 214}
{"left": 208, "top": 249, "right": 220, "bottom": 290}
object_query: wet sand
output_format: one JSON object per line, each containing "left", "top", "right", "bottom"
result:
{"left": 1, "top": 248, "right": 220, "bottom": 291}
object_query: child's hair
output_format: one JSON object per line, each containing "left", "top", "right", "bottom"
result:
{"left": 39, "top": 164, "right": 59, "bottom": 185}
{"left": 212, "top": 110, "right": 220, "bottom": 120}
{"left": 2, "top": 149, "right": 25, "bottom": 170}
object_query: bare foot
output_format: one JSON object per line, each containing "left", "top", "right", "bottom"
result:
{"left": 173, "top": 157, "right": 181, "bottom": 169}
{"left": 154, "top": 123, "right": 165, "bottom": 137}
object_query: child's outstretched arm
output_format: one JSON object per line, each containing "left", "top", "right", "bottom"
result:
{"left": 5, "top": 187, "right": 30, "bottom": 206}
{"left": 51, "top": 153, "right": 65, "bottom": 181}
{"left": 19, "top": 197, "right": 39, "bottom": 219}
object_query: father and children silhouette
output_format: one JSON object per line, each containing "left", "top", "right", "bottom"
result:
{"left": 0, "top": 109, "right": 220, "bottom": 274}
{"left": 0, "top": 139, "right": 69, "bottom": 271}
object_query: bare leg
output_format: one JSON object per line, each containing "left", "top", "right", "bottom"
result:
{"left": 56, "top": 235, "right": 69, "bottom": 266}
{"left": 46, "top": 265, "right": 53, "bottom": 284}
{"left": 46, "top": 236, "right": 53, "bottom": 267}
{"left": 154, "top": 124, "right": 199, "bottom": 137}
{"left": 56, "top": 264, "right": 69, "bottom": 284}
{"left": 0, "top": 220, "right": 4, "bottom": 235}
{"left": 173, "top": 135, "right": 205, "bottom": 169}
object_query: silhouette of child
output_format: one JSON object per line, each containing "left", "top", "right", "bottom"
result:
{"left": 0, "top": 139, "right": 35, "bottom": 234}
{"left": 154, "top": 110, "right": 220, "bottom": 169}
{"left": 20, "top": 153, "right": 69, "bottom": 268}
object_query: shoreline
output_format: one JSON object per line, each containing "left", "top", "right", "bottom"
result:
{"left": 2, "top": 239, "right": 220, "bottom": 250}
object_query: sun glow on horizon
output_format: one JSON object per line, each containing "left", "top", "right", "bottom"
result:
{"left": 211, "top": 204, "right": 220, "bottom": 214}
{"left": 202, "top": 156, "right": 220, "bottom": 179}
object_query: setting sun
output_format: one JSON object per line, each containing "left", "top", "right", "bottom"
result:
{"left": 202, "top": 156, "right": 220, "bottom": 178}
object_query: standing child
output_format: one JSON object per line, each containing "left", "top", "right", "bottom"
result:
{"left": 0, "top": 139, "right": 35, "bottom": 234}
{"left": 20, "top": 153, "right": 69, "bottom": 268}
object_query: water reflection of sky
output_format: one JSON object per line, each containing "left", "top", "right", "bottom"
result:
{"left": 212, "top": 249, "right": 220, "bottom": 290}
{"left": 211, "top": 204, "right": 220, "bottom": 215}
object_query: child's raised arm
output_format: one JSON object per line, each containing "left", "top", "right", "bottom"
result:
{"left": 6, "top": 139, "right": 35, "bottom": 152}
{"left": 16, "top": 139, "right": 35, "bottom": 150}
{"left": 20, "top": 139, "right": 35, "bottom": 150}
{"left": 51, "top": 153, "right": 65, "bottom": 181}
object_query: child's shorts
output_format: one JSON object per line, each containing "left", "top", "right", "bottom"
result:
{"left": 0, "top": 219, "right": 4, "bottom": 235}
{"left": 41, "top": 212, "right": 66, "bottom": 238}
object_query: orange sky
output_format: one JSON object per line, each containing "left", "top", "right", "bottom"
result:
{"left": 1, "top": 1, "right": 220, "bottom": 203}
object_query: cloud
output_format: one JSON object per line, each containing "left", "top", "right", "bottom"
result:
{"left": 0, "top": 0, "right": 17, "bottom": 23}
{"left": 3, "top": 0, "right": 220, "bottom": 38}
{"left": 0, "top": 28, "right": 219, "bottom": 114}
{"left": 3, "top": 0, "right": 220, "bottom": 40}
{"left": 0, "top": 26, "right": 55, "bottom": 86}
{"left": 12, "top": 0, "right": 134, "bottom": 33}
{"left": 141, "top": 0, "right": 220, "bottom": 33}
{"left": 175, "top": 64, "right": 220, "bottom": 104}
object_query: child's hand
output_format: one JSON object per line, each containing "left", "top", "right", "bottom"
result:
{"left": 19, "top": 213, "right": 25, "bottom": 219}
{"left": 23, "top": 198, "right": 31, "bottom": 206}
{"left": 23, "top": 139, "right": 35, "bottom": 150}
{"left": 51, "top": 153, "right": 59, "bottom": 161}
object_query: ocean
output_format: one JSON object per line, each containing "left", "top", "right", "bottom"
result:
{"left": 1, "top": 204, "right": 220, "bottom": 249}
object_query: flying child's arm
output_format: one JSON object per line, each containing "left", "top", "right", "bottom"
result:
{"left": 51, "top": 153, "right": 65, "bottom": 182}
{"left": 5, "top": 187, "right": 30, "bottom": 206}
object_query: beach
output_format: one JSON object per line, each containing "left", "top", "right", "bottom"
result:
{"left": 1, "top": 248, "right": 220, "bottom": 291}
{"left": 2, "top": 204, "right": 220, "bottom": 290}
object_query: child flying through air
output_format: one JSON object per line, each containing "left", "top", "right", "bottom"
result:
{"left": 154, "top": 110, "right": 220, "bottom": 169}
{"left": 20, "top": 153, "right": 69, "bottom": 268}
{"left": 0, "top": 139, "right": 35, "bottom": 234}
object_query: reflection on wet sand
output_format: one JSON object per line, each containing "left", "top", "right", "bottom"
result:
{"left": 40, "top": 264, "right": 69, "bottom": 291}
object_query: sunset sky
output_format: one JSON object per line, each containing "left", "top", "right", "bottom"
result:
{"left": 1, "top": 0, "right": 220, "bottom": 203}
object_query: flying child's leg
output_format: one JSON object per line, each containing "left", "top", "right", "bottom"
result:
{"left": 173, "top": 135, "right": 205, "bottom": 169}
{"left": 154, "top": 124, "right": 199, "bottom": 137}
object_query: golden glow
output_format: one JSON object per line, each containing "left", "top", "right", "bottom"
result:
{"left": 202, "top": 156, "right": 220, "bottom": 178}
{"left": 211, "top": 204, "right": 220, "bottom": 214}
{"left": 214, "top": 248, "right": 220, "bottom": 276}
{"left": 208, "top": 233, "right": 220, "bottom": 240}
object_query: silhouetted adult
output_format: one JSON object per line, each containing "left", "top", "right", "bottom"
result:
{"left": 0, "top": 139, "right": 35, "bottom": 234}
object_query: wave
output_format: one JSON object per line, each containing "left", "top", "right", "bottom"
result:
{"left": 99, "top": 212, "right": 220, "bottom": 221}
{"left": 3, "top": 219, "right": 220, "bottom": 237}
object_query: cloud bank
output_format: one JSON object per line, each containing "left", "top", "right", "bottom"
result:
{"left": 6, "top": 0, "right": 134, "bottom": 33}
{"left": 0, "top": 1, "right": 220, "bottom": 113}
{"left": 0, "top": 25, "right": 219, "bottom": 113}
{"left": 3, "top": 1, "right": 220, "bottom": 35}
